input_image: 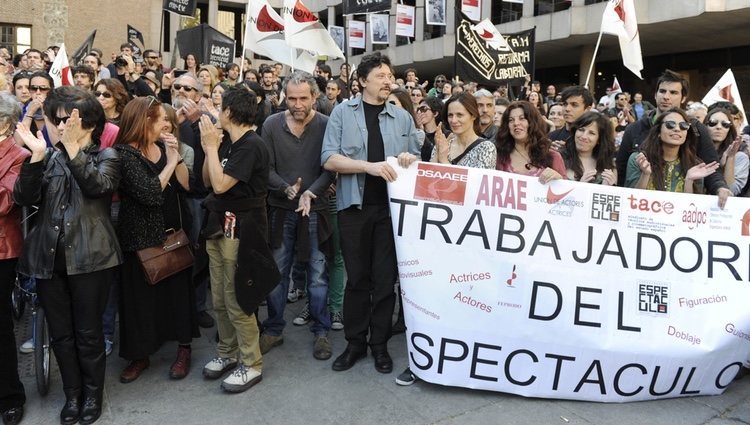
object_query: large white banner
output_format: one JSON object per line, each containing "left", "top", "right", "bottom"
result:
{"left": 387, "top": 158, "right": 750, "bottom": 402}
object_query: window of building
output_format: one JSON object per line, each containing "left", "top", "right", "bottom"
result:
{"left": 534, "top": 0, "right": 572, "bottom": 16}
{"left": 0, "top": 24, "right": 32, "bottom": 55}
{"left": 492, "top": 1, "right": 524, "bottom": 24}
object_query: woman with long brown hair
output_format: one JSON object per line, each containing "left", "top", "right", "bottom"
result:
{"left": 495, "top": 100, "right": 566, "bottom": 181}
{"left": 113, "top": 96, "right": 197, "bottom": 384}
{"left": 561, "top": 111, "right": 618, "bottom": 185}
{"left": 93, "top": 79, "right": 129, "bottom": 125}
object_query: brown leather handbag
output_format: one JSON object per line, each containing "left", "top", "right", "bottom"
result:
{"left": 136, "top": 228, "right": 193, "bottom": 285}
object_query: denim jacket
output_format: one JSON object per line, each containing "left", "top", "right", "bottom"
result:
{"left": 321, "top": 96, "right": 420, "bottom": 211}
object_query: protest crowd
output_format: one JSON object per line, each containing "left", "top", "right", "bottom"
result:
{"left": 0, "top": 26, "right": 749, "bottom": 425}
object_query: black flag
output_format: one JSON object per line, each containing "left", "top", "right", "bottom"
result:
{"left": 127, "top": 24, "right": 145, "bottom": 56}
{"left": 455, "top": 17, "right": 535, "bottom": 86}
{"left": 342, "top": 0, "right": 390, "bottom": 15}
{"left": 163, "top": 0, "right": 197, "bottom": 17}
{"left": 70, "top": 30, "right": 96, "bottom": 66}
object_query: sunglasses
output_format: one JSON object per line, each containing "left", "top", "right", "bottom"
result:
{"left": 388, "top": 100, "right": 398, "bottom": 105}
{"left": 663, "top": 120, "right": 690, "bottom": 131}
{"left": 417, "top": 106, "right": 431, "bottom": 113}
{"left": 94, "top": 91, "right": 112, "bottom": 99}
{"left": 708, "top": 119, "right": 732, "bottom": 129}
{"left": 52, "top": 115, "right": 70, "bottom": 126}
{"left": 173, "top": 83, "right": 197, "bottom": 92}
{"left": 30, "top": 85, "right": 51, "bottom": 92}
{"left": 146, "top": 95, "right": 160, "bottom": 108}
{"left": 146, "top": 56, "right": 158, "bottom": 59}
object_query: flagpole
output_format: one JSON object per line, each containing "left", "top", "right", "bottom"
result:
{"left": 584, "top": 29, "right": 604, "bottom": 90}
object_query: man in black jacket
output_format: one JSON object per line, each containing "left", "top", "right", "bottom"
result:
{"left": 616, "top": 69, "right": 731, "bottom": 207}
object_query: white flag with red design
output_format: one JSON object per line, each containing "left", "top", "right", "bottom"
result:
{"left": 600, "top": 0, "right": 643, "bottom": 79}
{"left": 49, "top": 43, "right": 73, "bottom": 87}
{"left": 283, "top": 0, "right": 345, "bottom": 59}
{"left": 702, "top": 69, "right": 748, "bottom": 128}
{"left": 244, "top": 0, "right": 317, "bottom": 73}
{"left": 470, "top": 19, "right": 528, "bottom": 76}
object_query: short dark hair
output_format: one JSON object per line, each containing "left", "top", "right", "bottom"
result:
{"left": 71, "top": 65, "right": 96, "bottom": 82}
{"left": 656, "top": 69, "right": 689, "bottom": 99}
{"left": 143, "top": 49, "right": 156, "bottom": 58}
{"left": 560, "top": 85, "right": 594, "bottom": 108}
{"left": 43, "top": 86, "right": 105, "bottom": 143}
{"left": 12, "top": 71, "right": 31, "bottom": 88}
{"left": 318, "top": 64, "right": 331, "bottom": 77}
{"left": 222, "top": 87, "right": 257, "bottom": 126}
{"left": 404, "top": 67, "right": 417, "bottom": 76}
{"left": 614, "top": 92, "right": 627, "bottom": 101}
{"left": 29, "top": 71, "right": 54, "bottom": 89}
{"left": 226, "top": 63, "right": 240, "bottom": 73}
{"left": 84, "top": 54, "right": 102, "bottom": 67}
{"left": 357, "top": 52, "right": 392, "bottom": 85}
{"left": 120, "top": 42, "right": 133, "bottom": 51}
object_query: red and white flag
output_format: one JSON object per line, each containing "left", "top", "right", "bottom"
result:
{"left": 283, "top": 0, "right": 344, "bottom": 59}
{"left": 470, "top": 19, "right": 528, "bottom": 76}
{"left": 702, "top": 69, "right": 747, "bottom": 128}
{"left": 600, "top": 0, "right": 643, "bottom": 79}
{"left": 244, "top": 0, "right": 317, "bottom": 73}
{"left": 49, "top": 43, "right": 73, "bottom": 87}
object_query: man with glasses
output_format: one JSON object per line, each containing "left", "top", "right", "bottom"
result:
{"left": 616, "top": 69, "right": 731, "bottom": 207}
{"left": 142, "top": 49, "right": 164, "bottom": 82}
{"left": 322, "top": 52, "right": 419, "bottom": 374}
{"left": 171, "top": 74, "right": 217, "bottom": 329}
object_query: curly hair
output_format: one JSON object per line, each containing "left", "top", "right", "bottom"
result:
{"left": 562, "top": 111, "right": 616, "bottom": 180}
{"left": 640, "top": 107, "right": 701, "bottom": 191}
{"left": 495, "top": 101, "right": 554, "bottom": 169}
{"left": 94, "top": 78, "right": 129, "bottom": 115}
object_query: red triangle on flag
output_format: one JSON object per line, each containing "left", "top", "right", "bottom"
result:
{"left": 719, "top": 84, "right": 735, "bottom": 104}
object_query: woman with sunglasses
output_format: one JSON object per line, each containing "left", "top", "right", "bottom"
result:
{"left": 704, "top": 108, "right": 748, "bottom": 195}
{"left": 14, "top": 86, "right": 122, "bottom": 425}
{"left": 417, "top": 96, "right": 444, "bottom": 161}
{"left": 18, "top": 71, "right": 53, "bottom": 142}
{"left": 93, "top": 79, "right": 129, "bottom": 126}
{"left": 114, "top": 96, "right": 197, "bottom": 385}
{"left": 626, "top": 108, "right": 719, "bottom": 192}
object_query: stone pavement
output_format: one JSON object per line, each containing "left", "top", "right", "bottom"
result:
{"left": 13, "top": 301, "right": 750, "bottom": 425}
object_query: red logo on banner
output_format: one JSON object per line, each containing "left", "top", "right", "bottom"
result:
{"left": 257, "top": 5, "right": 284, "bottom": 32}
{"left": 463, "top": 0, "right": 479, "bottom": 6}
{"left": 292, "top": 0, "right": 319, "bottom": 23}
{"left": 414, "top": 163, "right": 469, "bottom": 205}
{"left": 506, "top": 265, "right": 518, "bottom": 287}
{"left": 546, "top": 187, "right": 573, "bottom": 204}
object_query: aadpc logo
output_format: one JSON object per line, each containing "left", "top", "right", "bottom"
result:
{"left": 414, "top": 163, "right": 468, "bottom": 205}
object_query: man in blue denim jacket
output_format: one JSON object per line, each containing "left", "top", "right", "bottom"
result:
{"left": 321, "top": 52, "right": 419, "bottom": 374}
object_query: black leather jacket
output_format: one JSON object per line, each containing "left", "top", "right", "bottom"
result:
{"left": 13, "top": 143, "right": 123, "bottom": 279}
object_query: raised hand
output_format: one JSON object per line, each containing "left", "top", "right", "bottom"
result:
{"left": 686, "top": 161, "right": 720, "bottom": 181}
{"left": 635, "top": 153, "right": 652, "bottom": 175}
{"left": 14, "top": 122, "right": 47, "bottom": 162}
{"left": 198, "top": 115, "right": 221, "bottom": 151}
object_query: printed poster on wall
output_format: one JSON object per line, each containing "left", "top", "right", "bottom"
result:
{"left": 329, "top": 25, "right": 345, "bottom": 53}
{"left": 370, "top": 13, "right": 389, "bottom": 45}
{"left": 462, "top": 0, "right": 482, "bottom": 22}
{"left": 386, "top": 158, "right": 750, "bottom": 402}
{"left": 426, "top": 0, "right": 446, "bottom": 26}
{"left": 349, "top": 20, "right": 366, "bottom": 49}
{"left": 396, "top": 4, "right": 416, "bottom": 38}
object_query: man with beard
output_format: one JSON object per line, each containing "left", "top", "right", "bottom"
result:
{"left": 259, "top": 71, "right": 335, "bottom": 360}
{"left": 474, "top": 89, "right": 498, "bottom": 139}
{"left": 321, "top": 52, "right": 419, "bottom": 374}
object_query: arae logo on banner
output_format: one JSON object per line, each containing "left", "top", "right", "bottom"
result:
{"left": 414, "top": 163, "right": 468, "bottom": 205}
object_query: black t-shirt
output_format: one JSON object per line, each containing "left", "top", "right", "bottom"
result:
{"left": 362, "top": 101, "right": 387, "bottom": 205}
{"left": 216, "top": 130, "right": 269, "bottom": 202}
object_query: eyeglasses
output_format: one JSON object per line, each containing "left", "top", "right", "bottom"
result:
{"left": 146, "top": 56, "right": 158, "bottom": 59}
{"left": 52, "top": 115, "right": 70, "bottom": 126}
{"left": 173, "top": 83, "right": 197, "bottom": 92}
{"left": 94, "top": 91, "right": 112, "bottom": 99}
{"left": 405, "top": 85, "right": 415, "bottom": 90}
{"left": 707, "top": 119, "right": 732, "bottom": 129}
{"left": 417, "top": 106, "right": 432, "bottom": 113}
{"left": 663, "top": 120, "right": 690, "bottom": 131}
{"left": 435, "top": 79, "right": 446, "bottom": 83}
{"left": 30, "top": 85, "right": 51, "bottom": 92}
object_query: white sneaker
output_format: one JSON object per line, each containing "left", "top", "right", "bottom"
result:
{"left": 203, "top": 357, "right": 238, "bottom": 379}
{"left": 293, "top": 304, "right": 311, "bottom": 326}
{"left": 19, "top": 338, "right": 34, "bottom": 354}
{"left": 287, "top": 288, "right": 299, "bottom": 303}
{"left": 221, "top": 365, "right": 262, "bottom": 393}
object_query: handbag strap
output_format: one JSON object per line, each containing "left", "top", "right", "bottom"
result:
{"left": 450, "top": 138, "right": 485, "bottom": 165}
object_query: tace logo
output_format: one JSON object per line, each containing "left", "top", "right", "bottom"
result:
{"left": 681, "top": 203, "right": 706, "bottom": 230}
{"left": 414, "top": 163, "right": 469, "bottom": 205}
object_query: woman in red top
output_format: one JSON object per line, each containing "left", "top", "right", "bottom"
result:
{"left": 0, "top": 92, "right": 30, "bottom": 425}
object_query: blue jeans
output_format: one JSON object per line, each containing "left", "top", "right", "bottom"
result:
{"left": 263, "top": 210, "right": 330, "bottom": 336}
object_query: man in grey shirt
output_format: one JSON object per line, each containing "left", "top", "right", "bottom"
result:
{"left": 259, "top": 71, "right": 335, "bottom": 360}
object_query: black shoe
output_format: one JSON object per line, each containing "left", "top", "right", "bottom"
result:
{"left": 79, "top": 396, "right": 102, "bottom": 425}
{"left": 1, "top": 406, "right": 24, "bottom": 425}
{"left": 60, "top": 397, "right": 80, "bottom": 425}
{"left": 331, "top": 347, "right": 366, "bottom": 371}
{"left": 373, "top": 350, "right": 393, "bottom": 374}
{"left": 197, "top": 311, "right": 215, "bottom": 328}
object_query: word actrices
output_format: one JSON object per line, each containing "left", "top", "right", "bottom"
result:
{"left": 390, "top": 198, "right": 749, "bottom": 281}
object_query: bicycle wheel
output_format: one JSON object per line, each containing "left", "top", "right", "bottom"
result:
{"left": 34, "top": 307, "right": 51, "bottom": 396}
{"left": 11, "top": 276, "right": 25, "bottom": 320}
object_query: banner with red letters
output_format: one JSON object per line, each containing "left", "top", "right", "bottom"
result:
{"left": 386, "top": 158, "right": 750, "bottom": 402}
